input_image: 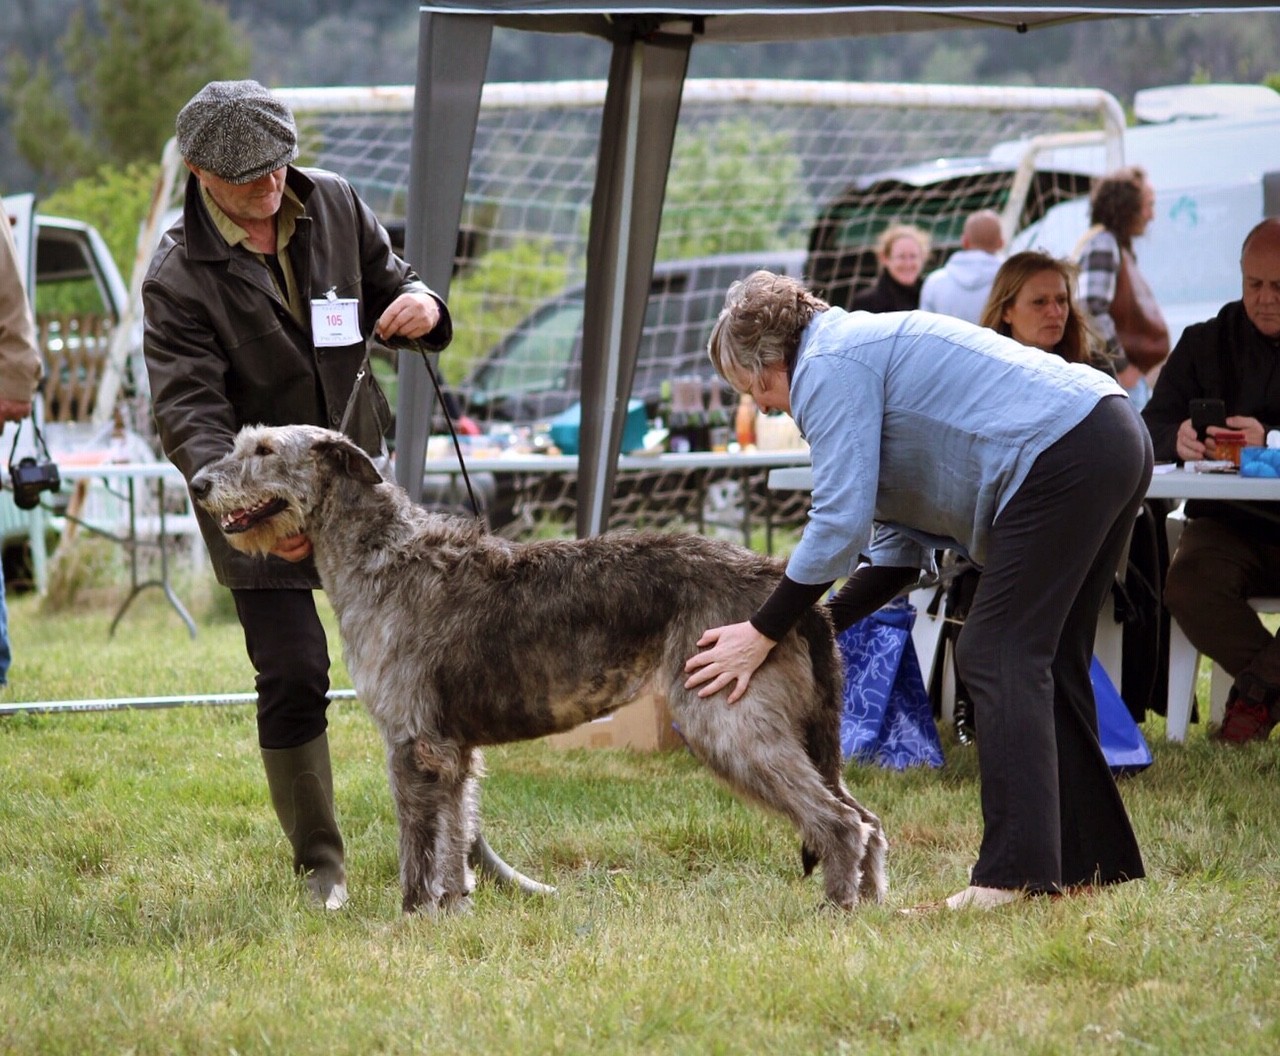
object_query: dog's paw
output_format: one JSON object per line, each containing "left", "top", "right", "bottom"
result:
{"left": 403, "top": 892, "right": 474, "bottom": 918}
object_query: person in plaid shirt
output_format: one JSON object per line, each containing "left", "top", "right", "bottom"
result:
{"left": 1075, "top": 166, "right": 1169, "bottom": 408}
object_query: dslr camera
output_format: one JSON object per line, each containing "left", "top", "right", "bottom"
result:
{"left": 10, "top": 455, "right": 61, "bottom": 510}
{"left": 7, "top": 415, "right": 61, "bottom": 510}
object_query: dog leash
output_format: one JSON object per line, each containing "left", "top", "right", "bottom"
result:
{"left": 381, "top": 336, "right": 484, "bottom": 520}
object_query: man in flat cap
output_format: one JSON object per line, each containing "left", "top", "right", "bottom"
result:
{"left": 143, "top": 79, "right": 452, "bottom": 909}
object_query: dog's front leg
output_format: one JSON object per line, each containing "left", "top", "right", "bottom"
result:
{"left": 386, "top": 738, "right": 476, "bottom": 915}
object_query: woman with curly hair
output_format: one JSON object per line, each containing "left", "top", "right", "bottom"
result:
{"left": 685, "top": 269, "right": 1150, "bottom": 911}
{"left": 1075, "top": 166, "right": 1169, "bottom": 405}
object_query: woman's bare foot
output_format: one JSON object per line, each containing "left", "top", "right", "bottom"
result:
{"left": 943, "top": 885, "right": 1025, "bottom": 910}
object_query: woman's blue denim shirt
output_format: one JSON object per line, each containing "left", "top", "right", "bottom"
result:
{"left": 784, "top": 307, "right": 1125, "bottom": 584}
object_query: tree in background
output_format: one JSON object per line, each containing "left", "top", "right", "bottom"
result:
{"left": 5, "top": 0, "right": 249, "bottom": 191}
{"left": 658, "top": 118, "right": 811, "bottom": 261}
{"left": 433, "top": 116, "right": 810, "bottom": 388}
{"left": 4, "top": 58, "right": 97, "bottom": 194}
{"left": 437, "top": 241, "right": 570, "bottom": 387}
{"left": 37, "top": 164, "right": 160, "bottom": 313}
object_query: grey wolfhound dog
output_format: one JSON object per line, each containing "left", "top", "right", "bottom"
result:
{"left": 192, "top": 423, "right": 888, "bottom": 915}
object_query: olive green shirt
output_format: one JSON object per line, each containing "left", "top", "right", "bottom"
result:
{"left": 199, "top": 183, "right": 306, "bottom": 325}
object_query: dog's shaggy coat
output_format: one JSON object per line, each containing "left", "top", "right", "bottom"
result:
{"left": 192, "top": 424, "right": 887, "bottom": 914}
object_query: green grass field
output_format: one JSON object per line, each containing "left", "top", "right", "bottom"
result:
{"left": 2, "top": 582, "right": 1278, "bottom": 1055}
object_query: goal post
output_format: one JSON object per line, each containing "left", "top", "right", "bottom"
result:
{"left": 114, "top": 78, "right": 1123, "bottom": 450}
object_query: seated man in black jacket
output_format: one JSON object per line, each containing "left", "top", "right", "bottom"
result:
{"left": 1141, "top": 218, "right": 1280, "bottom": 742}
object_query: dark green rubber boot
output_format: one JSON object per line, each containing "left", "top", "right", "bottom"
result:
{"left": 261, "top": 732, "right": 348, "bottom": 909}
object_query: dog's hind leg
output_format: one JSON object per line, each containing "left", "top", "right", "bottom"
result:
{"left": 807, "top": 716, "right": 889, "bottom": 904}
{"left": 799, "top": 650, "right": 890, "bottom": 905}
{"left": 386, "top": 738, "right": 477, "bottom": 915}
{"left": 799, "top": 710, "right": 848, "bottom": 879}
{"left": 814, "top": 773, "right": 885, "bottom": 906}
{"left": 751, "top": 753, "right": 868, "bottom": 909}
{"left": 680, "top": 711, "right": 870, "bottom": 909}
{"left": 850, "top": 799, "right": 888, "bottom": 904}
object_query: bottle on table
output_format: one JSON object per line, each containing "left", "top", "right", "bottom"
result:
{"left": 735, "top": 393, "right": 758, "bottom": 449}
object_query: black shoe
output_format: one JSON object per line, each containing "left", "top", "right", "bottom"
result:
{"left": 954, "top": 697, "right": 976, "bottom": 745}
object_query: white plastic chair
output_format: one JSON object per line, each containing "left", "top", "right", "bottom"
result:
{"left": 1166, "top": 596, "right": 1280, "bottom": 741}
{"left": 919, "top": 541, "right": 1133, "bottom": 726}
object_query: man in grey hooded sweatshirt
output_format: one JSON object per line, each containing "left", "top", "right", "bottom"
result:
{"left": 920, "top": 209, "right": 1005, "bottom": 324}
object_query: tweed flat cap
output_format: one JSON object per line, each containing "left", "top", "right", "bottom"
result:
{"left": 176, "top": 80, "right": 298, "bottom": 184}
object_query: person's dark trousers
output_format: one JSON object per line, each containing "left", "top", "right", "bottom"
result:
{"left": 1163, "top": 517, "right": 1280, "bottom": 696}
{"left": 955, "top": 396, "right": 1151, "bottom": 894}
{"left": 233, "top": 588, "right": 346, "bottom": 907}
{"left": 232, "top": 588, "right": 332, "bottom": 749}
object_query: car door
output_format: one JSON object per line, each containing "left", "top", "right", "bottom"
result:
{"left": 3, "top": 193, "right": 37, "bottom": 307}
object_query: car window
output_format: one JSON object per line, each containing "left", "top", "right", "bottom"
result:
{"left": 33, "top": 227, "right": 119, "bottom": 319}
{"left": 472, "top": 299, "right": 583, "bottom": 406}
{"left": 461, "top": 251, "right": 804, "bottom": 425}
{"left": 804, "top": 168, "right": 1091, "bottom": 309}
{"left": 682, "top": 264, "right": 750, "bottom": 356}
{"left": 637, "top": 272, "right": 691, "bottom": 365}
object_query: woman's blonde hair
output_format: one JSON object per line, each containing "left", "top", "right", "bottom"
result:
{"left": 875, "top": 223, "right": 931, "bottom": 267}
{"left": 707, "top": 270, "right": 829, "bottom": 390}
{"left": 978, "top": 250, "right": 1095, "bottom": 365}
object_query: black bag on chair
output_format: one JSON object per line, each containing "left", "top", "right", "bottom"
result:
{"left": 1115, "top": 499, "right": 1173, "bottom": 723}
{"left": 926, "top": 557, "right": 980, "bottom": 723}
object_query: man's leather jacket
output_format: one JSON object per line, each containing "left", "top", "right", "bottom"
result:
{"left": 143, "top": 166, "right": 451, "bottom": 588}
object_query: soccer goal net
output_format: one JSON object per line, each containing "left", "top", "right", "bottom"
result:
{"left": 130, "top": 79, "right": 1122, "bottom": 537}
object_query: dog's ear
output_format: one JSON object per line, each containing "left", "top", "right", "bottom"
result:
{"left": 313, "top": 434, "right": 384, "bottom": 486}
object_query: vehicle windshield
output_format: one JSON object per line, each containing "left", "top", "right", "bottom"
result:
{"left": 469, "top": 299, "right": 584, "bottom": 408}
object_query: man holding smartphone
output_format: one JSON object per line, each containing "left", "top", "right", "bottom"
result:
{"left": 1141, "top": 218, "right": 1280, "bottom": 742}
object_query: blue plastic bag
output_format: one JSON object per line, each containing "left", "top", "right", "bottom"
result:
{"left": 1240, "top": 446, "right": 1280, "bottom": 477}
{"left": 1090, "top": 656, "right": 1153, "bottom": 775}
{"left": 836, "top": 599, "right": 944, "bottom": 770}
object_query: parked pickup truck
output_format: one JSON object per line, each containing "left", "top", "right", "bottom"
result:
{"left": 2, "top": 192, "right": 154, "bottom": 588}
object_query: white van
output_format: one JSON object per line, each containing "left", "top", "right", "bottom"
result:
{"left": 1006, "top": 84, "right": 1280, "bottom": 347}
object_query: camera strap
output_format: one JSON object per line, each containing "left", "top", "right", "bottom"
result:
{"left": 7, "top": 413, "right": 53, "bottom": 470}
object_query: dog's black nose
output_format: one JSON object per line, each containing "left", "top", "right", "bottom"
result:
{"left": 188, "top": 469, "right": 212, "bottom": 503}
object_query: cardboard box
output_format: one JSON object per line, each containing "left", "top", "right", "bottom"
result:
{"left": 544, "top": 689, "right": 683, "bottom": 752}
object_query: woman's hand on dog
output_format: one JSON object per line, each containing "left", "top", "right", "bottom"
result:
{"left": 684, "top": 622, "right": 776, "bottom": 704}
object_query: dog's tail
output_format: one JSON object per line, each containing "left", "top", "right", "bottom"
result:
{"left": 795, "top": 609, "right": 846, "bottom": 877}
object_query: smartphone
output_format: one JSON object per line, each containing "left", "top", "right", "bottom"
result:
{"left": 1190, "top": 398, "right": 1227, "bottom": 440}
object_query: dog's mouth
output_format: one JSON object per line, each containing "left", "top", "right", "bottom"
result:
{"left": 219, "top": 497, "right": 288, "bottom": 535}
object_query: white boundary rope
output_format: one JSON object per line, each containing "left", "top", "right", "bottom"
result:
{"left": 0, "top": 689, "right": 358, "bottom": 717}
